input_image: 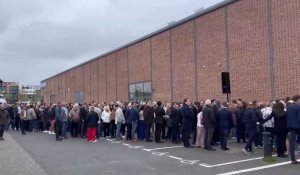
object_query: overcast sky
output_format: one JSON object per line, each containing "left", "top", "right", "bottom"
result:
{"left": 0, "top": 0, "right": 222, "bottom": 86}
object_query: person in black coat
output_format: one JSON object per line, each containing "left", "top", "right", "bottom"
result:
{"left": 79, "top": 104, "right": 88, "bottom": 138}
{"left": 242, "top": 102, "right": 259, "bottom": 154}
{"left": 287, "top": 95, "right": 300, "bottom": 164}
{"left": 171, "top": 102, "right": 182, "bottom": 144}
{"left": 235, "top": 101, "right": 246, "bottom": 143}
{"left": 260, "top": 101, "right": 288, "bottom": 157}
{"left": 218, "top": 102, "right": 233, "bottom": 150}
{"left": 154, "top": 101, "right": 165, "bottom": 143}
{"left": 86, "top": 107, "right": 99, "bottom": 142}
{"left": 181, "top": 99, "right": 194, "bottom": 148}
{"left": 203, "top": 99, "right": 216, "bottom": 151}
{"left": 144, "top": 104, "right": 154, "bottom": 142}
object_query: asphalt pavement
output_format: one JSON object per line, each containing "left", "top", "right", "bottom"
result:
{"left": 2, "top": 131, "right": 299, "bottom": 175}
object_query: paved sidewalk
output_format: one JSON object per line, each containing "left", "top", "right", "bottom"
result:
{"left": 0, "top": 133, "right": 47, "bottom": 175}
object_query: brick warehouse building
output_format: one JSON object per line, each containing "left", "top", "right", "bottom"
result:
{"left": 41, "top": 0, "right": 300, "bottom": 104}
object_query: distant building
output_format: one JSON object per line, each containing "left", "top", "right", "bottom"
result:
{"left": 20, "top": 85, "right": 41, "bottom": 95}
{"left": 0, "top": 80, "right": 19, "bottom": 103}
{"left": 19, "top": 85, "right": 42, "bottom": 103}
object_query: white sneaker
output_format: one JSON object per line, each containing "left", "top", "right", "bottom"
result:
{"left": 43, "top": 130, "right": 48, "bottom": 133}
{"left": 92, "top": 140, "right": 98, "bottom": 143}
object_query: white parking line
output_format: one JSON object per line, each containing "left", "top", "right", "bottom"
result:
{"left": 216, "top": 159, "right": 300, "bottom": 175}
{"left": 199, "top": 157, "right": 264, "bottom": 168}
{"left": 143, "top": 146, "right": 183, "bottom": 152}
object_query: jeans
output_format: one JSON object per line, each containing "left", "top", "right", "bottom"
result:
{"left": 132, "top": 120, "right": 138, "bottom": 140}
{"left": 116, "top": 122, "right": 123, "bottom": 139}
{"left": 61, "top": 121, "right": 68, "bottom": 138}
{"left": 20, "top": 120, "right": 26, "bottom": 134}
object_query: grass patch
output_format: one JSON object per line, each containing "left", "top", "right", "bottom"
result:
{"left": 263, "top": 156, "right": 277, "bottom": 163}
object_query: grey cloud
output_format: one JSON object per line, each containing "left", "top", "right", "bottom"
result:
{"left": 0, "top": 0, "right": 222, "bottom": 85}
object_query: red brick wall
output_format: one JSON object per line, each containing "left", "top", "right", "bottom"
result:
{"left": 196, "top": 8, "right": 227, "bottom": 102}
{"left": 151, "top": 31, "right": 171, "bottom": 101}
{"left": 228, "top": 0, "right": 271, "bottom": 102}
{"left": 44, "top": 0, "right": 300, "bottom": 103}
{"left": 116, "top": 49, "right": 129, "bottom": 102}
{"left": 69, "top": 69, "right": 76, "bottom": 103}
{"left": 65, "top": 71, "right": 71, "bottom": 103}
{"left": 128, "top": 39, "right": 151, "bottom": 83}
{"left": 106, "top": 53, "right": 117, "bottom": 102}
{"left": 171, "top": 21, "right": 196, "bottom": 102}
{"left": 98, "top": 58, "right": 107, "bottom": 102}
{"left": 83, "top": 63, "right": 91, "bottom": 103}
{"left": 61, "top": 73, "right": 66, "bottom": 103}
{"left": 272, "top": 0, "right": 300, "bottom": 99}
{"left": 90, "top": 60, "right": 98, "bottom": 102}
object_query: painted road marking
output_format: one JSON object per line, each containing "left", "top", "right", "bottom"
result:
{"left": 216, "top": 159, "right": 300, "bottom": 175}
{"left": 168, "top": 156, "right": 183, "bottom": 160}
{"left": 152, "top": 152, "right": 169, "bottom": 156}
{"left": 199, "top": 151, "right": 300, "bottom": 168}
{"left": 199, "top": 157, "right": 264, "bottom": 168}
{"left": 143, "top": 146, "right": 183, "bottom": 152}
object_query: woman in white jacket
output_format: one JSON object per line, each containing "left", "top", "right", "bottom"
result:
{"left": 101, "top": 106, "right": 111, "bottom": 138}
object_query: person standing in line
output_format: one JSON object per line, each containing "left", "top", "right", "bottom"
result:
{"left": 27, "top": 105, "right": 36, "bottom": 133}
{"left": 235, "top": 101, "right": 247, "bottom": 143}
{"left": 191, "top": 101, "right": 200, "bottom": 145}
{"left": 86, "top": 106, "right": 99, "bottom": 143}
{"left": 55, "top": 102, "right": 65, "bottom": 141}
{"left": 69, "top": 104, "right": 80, "bottom": 137}
{"left": 154, "top": 101, "right": 165, "bottom": 143}
{"left": 14, "top": 104, "right": 21, "bottom": 131}
{"left": 260, "top": 101, "right": 288, "bottom": 158}
{"left": 242, "top": 102, "right": 259, "bottom": 155}
{"left": 287, "top": 95, "right": 300, "bottom": 164}
{"left": 144, "top": 103, "right": 154, "bottom": 142}
{"left": 115, "top": 103, "right": 125, "bottom": 140}
{"left": 203, "top": 99, "right": 216, "bottom": 151}
{"left": 195, "top": 107, "right": 205, "bottom": 148}
{"left": 218, "top": 102, "right": 233, "bottom": 150}
{"left": 101, "top": 106, "right": 111, "bottom": 138}
{"left": 79, "top": 103, "right": 89, "bottom": 138}
{"left": 19, "top": 106, "right": 28, "bottom": 135}
{"left": 125, "top": 103, "right": 134, "bottom": 140}
{"left": 181, "top": 99, "right": 194, "bottom": 148}
{"left": 61, "top": 102, "right": 69, "bottom": 138}
{"left": 138, "top": 105, "right": 145, "bottom": 141}
{"left": 48, "top": 104, "right": 56, "bottom": 135}
{"left": 0, "top": 104, "right": 9, "bottom": 140}
{"left": 171, "top": 102, "right": 181, "bottom": 144}
{"left": 110, "top": 105, "right": 116, "bottom": 138}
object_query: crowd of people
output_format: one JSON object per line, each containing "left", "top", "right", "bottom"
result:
{"left": 0, "top": 95, "right": 300, "bottom": 164}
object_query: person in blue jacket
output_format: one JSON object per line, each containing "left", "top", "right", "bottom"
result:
{"left": 287, "top": 95, "right": 300, "bottom": 164}
{"left": 181, "top": 98, "right": 194, "bottom": 148}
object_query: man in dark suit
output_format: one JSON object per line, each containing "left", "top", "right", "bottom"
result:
{"left": 218, "top": 102, "right": 233, "bottom": 150}
{"left": 181, "top": 98, "right": 194, "bottom": 148}
{"left": 154, "top": 101, "right": 165, "bottom": 143}
{"left": 203, "top": 99, "right": 216, "bottom": 151}
{"left": 287, "top": 94, "right": 300, "bottom": 164}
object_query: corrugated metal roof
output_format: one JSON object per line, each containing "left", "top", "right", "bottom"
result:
{"left": 41, "top": 0, "right": 238, "bottom": 83}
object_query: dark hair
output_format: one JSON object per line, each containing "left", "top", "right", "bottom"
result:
{"left": 157, "top": 101, "right": 162, "bottom": 107}
{"left": 183, "top": 99, "right": 188, "bottom": 104}
{"left": 272, "top": 102, "right": 285, "bottom": 118}
{"left": 292, "top": 95, "right": 300, "bottom": 102}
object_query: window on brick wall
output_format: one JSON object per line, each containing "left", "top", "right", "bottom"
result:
{"left": 128, "top": 82, "right": 152, "bottom": 102}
